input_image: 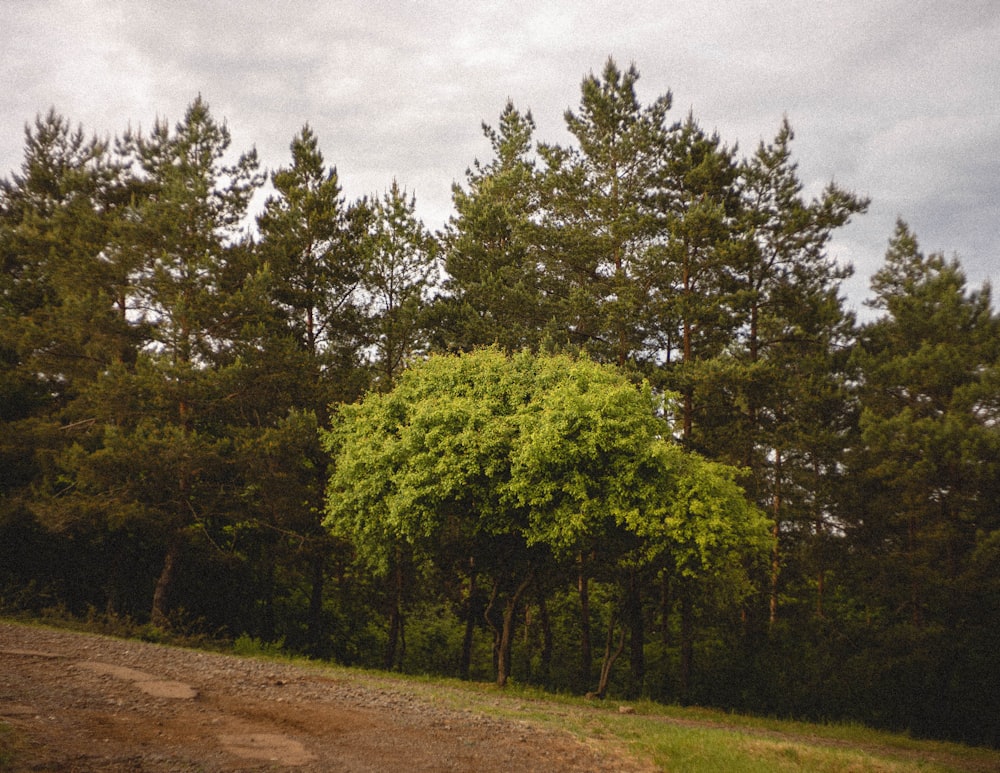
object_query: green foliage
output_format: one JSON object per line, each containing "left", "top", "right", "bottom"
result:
{"left": 324, "top": 349, "right": 765, "bottom": 574}
{"left": 357, "top": 181, "right": 440, "bottom": 388}
{"left": 233, "top": 633, "right": 288, "bottom": 658}
{"left": 851, "top": 221, "right": 1000, "bottom": 631}
{"left": 436, "top": 102, "right": 546, "bottom": 353}
{"left": 256, "top": 124, "right": 369, "bottom": 409}
{"left": 535, "top": 59, "right": 674, "bottom": 366}
{"left": 324, "top": 348, "right": 527, "bottom": 573}
{"left": 323, "top": 348, "right": 769, "bottom": 689}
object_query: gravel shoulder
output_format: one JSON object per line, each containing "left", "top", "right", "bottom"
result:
{"left": 0, "top": 620, "right": 648, "bottom": 772}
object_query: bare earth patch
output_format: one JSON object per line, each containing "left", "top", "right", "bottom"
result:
{"left": 0, "top": 622, "right": 648, "bottom": 772}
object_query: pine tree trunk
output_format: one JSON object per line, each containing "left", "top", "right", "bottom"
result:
{"left": 813, "top": 460, "right": 825, "bottom": 620}
{"left": 150, "top": 535, "right": 182, "bottom": 628}
{"left": 261, "top": 557, "right": 276, "bottom": 641}
{"left": 908, "top": 514, "right": 922, "bottom": 625}
{"left": 497, "top": 600, "right": 515, "bottom": 688}
{"left": 816, "top": 570, "right": 825, "bottom": 619}
{"left": 682, "top": 248, "right": 694, "bottom": 441}
{"left": 660, "top": 571, "right": 671, "bottom": 646}
{"left": 769, "top": 449, "right": 783, "bottom": 627}
{"left": 384, "top": 600, "right": 400, "bottom": 670}
{"left": 104, "top": 531, "right": 123, "bottom": 618}
{"left": 484, "top": 581, "right": 501, "bottom": 677}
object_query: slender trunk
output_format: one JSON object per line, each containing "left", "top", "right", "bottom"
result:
{"left": 627, "top": 568, "right": 644, "bottom": 698}
{"left": 151, "top": 535, "right": 182, "bottom": 628}
{"left": 909, "top": 514, "right": 921, "bottom": 626}
{"left": 813, "top": 460, "right": 825, "bottom": 620}
{"left": 578, "top": 554, "right": 592, "bottom": 688}
{"left": 612, "top": 165, "right": 627, "bottom": 370}
{"left": 460, "top": 562, "right": 477, "bottom": 680}
{"left": 522, "top": 605, "right": 533, "bottom": 682}
{"left": 816, "top": 570, "right": 825, "bottom": 619}
{"left": 385, "top": 601, "right": 400, "bottom": 670}
{"left": 104, "top": 532, "right": 123, "bottom": 617}
{"left": 399, "top": 611, "right": 406, "bottom": 665}
{"left": 304, "top": 241, "right": 317, "bottom": 353}
{"left": 496, "top": 571, "right": 534, "bottom": 688}
{"left": 682, "top": 248, "right": 694, "bottom": 441}
{"left": 745, "top": 304, "right": 760, "bottom": 470}
{"left": 261, "top": 556, "right": 276, "bottom": 641}
{"left": 537, "top": 593, "right": 552, "bottom": 686}
{"left": 679, "top": 589, "right": 694, "bottom": 705}
{"left": 306, "top": 549, "right": 325, "bottom": 655}
{"left": 660, "top": 570, "right": 671, "bottom": 645}
{"left": 595, "top": 604, "right": 626, "bottom": 699}
{"left": 484, "top": 581, "right": 501, "bottom": 677}
{"left": 384, "top": 559, "right": 404, "bottom": 670}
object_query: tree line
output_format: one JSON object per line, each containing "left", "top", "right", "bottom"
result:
{"left": 1, "top": 59, "right": 997, "bottom": 746}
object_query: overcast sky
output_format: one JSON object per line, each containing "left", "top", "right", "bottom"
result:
{"left": 3, "top": 1, "right": 998, "bottom": 317}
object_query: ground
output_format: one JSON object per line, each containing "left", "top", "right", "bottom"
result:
{"left": 0, "top": 621, "right": 649, "bottom": 772}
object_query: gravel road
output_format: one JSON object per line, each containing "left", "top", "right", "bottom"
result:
{"left": 0, "top": 621, "right": 649, "bottom": 772}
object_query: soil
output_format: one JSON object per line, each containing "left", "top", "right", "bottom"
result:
{"left": 0, "top": 621, "right": 650, "bottom": 772}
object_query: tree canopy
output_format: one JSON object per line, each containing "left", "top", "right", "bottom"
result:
{"left": 322, "top": 348, "right": 769, "bottom": 687}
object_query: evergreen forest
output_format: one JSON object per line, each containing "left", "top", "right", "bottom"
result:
{"left": 2, "top": 60, "right": 998, "bottom": 747}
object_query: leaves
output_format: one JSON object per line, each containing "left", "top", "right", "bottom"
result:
{"left": 323, "top": 348, "right": 769, "bottom": 588}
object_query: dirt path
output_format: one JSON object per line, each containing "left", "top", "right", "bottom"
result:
{"left": 0, "top": 621, "right": 647, "bottom": 772}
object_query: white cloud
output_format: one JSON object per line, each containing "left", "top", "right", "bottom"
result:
{"left": 2, "top": 0, "right": 998, "bottom": 305}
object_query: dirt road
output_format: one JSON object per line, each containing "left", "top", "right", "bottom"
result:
{"left": 0, "top": 621, "right": 647, "bottom": 772}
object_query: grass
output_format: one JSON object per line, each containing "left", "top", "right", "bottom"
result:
{"left": 310, "top": 669, "right": 1000, "bottom": 773}
{"left": 0, "top": 721, "right": 29, "bottom": 771}
{"left": 570, "top": 715, "right": 965, "bottom": 772}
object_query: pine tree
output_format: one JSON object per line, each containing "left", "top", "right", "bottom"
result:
{"left": 728, "top": 119, "right": 868, "bottom": 625}
{"left": 0, "top": 110, "right": 141, "bottom": 608}
{"left": 0, "top": 110, "right": 138, "bottom": 409}
{"left": 256, "top": 124, "right": 370, "bottom": 410}
{"left": 121, "top": 96, "right": 262, "bottom": 376}
{"left": 842, "top": 221, "right": 1000, "bottom": 739}
{"left": 649, "top": 114, "right": 743, "bottom": 441}
{"left": 536, "top": 58, "right": 672, "bottom": 367}
{"left": 58, "top": 97, "right": 264, "bottom": 626}
{"left": 435, "top": 102, "right": 545, "bottom": 353}
{"left": 358, "top": 181, "right": 439, "bottom": 389}
{"left": 852, "top": 220, "right": 1000, "bottom": 627}
{"left": 251, "top": 125, "right": 370, "bottom": 652}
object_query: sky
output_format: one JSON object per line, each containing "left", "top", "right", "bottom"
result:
{"left": 2, "top": 1, "right": 998, "bottom": 318}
